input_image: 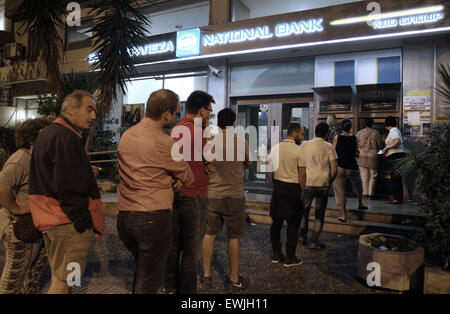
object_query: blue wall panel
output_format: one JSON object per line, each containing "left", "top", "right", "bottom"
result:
{"left": 378, "top": 56, "right": 401, "bottom": 83}
{"left": 335, "top": 60, "right": 355, "bottom": 86}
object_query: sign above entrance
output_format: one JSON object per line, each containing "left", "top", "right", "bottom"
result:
{"left": 129, "top": 41, "right": 174, "bottom": 57}
{"left": 199, "top": 0, "right": 450, "bottom": 57}
{"left": 330, "top": 5, "right": 445, "bottom": 30}
{"left": 176, "top": 28, "right": 201, "bottom": 58}
{"left": 116, "top": 0, "right": 449, "bottom": 66}
{"left": 88, "top": 32, "right": 177, "bottom": 64}
{"left": 203, "top": 19, "right": 324, "bottom": 47}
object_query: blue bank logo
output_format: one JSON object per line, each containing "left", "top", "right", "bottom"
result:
{"left": 176, "top": 28, "right": 201, "bottom": 58}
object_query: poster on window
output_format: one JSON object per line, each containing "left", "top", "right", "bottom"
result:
{"left": 403, "top": 90, "right": 432, "bottom": 137}
{"left": 122, "top": 104, "right": 144, "bottom": 129}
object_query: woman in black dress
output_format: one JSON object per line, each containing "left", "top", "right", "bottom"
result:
{"left": 332, "top": 119, "right": 367, "bottom": 222}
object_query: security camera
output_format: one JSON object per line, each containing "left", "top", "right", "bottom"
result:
{"left": 208, "top": 65, "right": 222, "bottom": 77}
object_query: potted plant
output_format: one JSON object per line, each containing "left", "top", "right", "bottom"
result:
{"left": 390, "top": 64, "right": 450, "bottom": 293}
{"left": 357, "top": 233, "right": 424, "bottom": 291}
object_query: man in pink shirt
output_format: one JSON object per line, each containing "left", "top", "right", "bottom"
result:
{"left": 117, "top": 89, "right": 194, "bottom": 294}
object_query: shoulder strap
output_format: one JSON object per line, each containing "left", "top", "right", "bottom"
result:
{"left": 181, "top": 121, "right": 194, "bottom": 127}
{"left": 172, "top": 120, "right": 194, "bottom": 137}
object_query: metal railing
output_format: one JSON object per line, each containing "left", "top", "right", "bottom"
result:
{"left": 87, "top": 150, "right": 118, "bottom": 165}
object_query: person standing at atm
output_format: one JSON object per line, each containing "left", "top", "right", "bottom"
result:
{"left": 326, "top": 114, "right": 341, "bottom": 143}
{"left": 356, "top": 118, "right": 382, "bottom": 200}
{"left": 382, "top": 116, "right": 406, "bottom": 205}
{"left": 332, "top": 119, "right": 367, "bottom": 222}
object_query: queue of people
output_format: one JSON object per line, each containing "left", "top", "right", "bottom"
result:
{"left": 0, "top": 88, "right": 406, "bottom": 294}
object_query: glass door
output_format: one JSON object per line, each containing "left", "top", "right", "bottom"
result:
{"left": 281, "top": 103, "right": 310, "bottom": 140}
{"left": 234, "top": 99, "right": 312, "bottom": 192}
{"left": 237, "top": 104, "right": 271, "bottom": 190}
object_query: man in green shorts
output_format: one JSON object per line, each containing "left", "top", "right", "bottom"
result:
{"left": 201, "top": 108, "right": 252, "bottom": 293}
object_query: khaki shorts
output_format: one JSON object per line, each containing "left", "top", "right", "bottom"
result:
{"left": 206, "top": 198, "right": 246, "bottom": 239}
{"left": 43, "top": 223, "right": 94, "bottom": 282}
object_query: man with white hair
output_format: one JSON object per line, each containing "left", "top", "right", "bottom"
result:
{"left": 29, "top": 90, "right": 105, "bottom": 294}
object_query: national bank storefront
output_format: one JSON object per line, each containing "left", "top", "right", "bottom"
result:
{"left": 104, "top": 0, "right": 450, "bottom": 191}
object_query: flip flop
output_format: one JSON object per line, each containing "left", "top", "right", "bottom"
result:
{"left": 337, "top": 217, "right": 346, "bottom": 222}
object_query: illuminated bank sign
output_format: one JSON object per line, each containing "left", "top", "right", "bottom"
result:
{"left": 87, "top": 38, "right": 175, "bottom": 64}
{"left": 330, "top": 5, "right": 445, "bottom": 30}
{"left": 275, "top": 19, "right": 324, "bottom": 37}
{"left": 129, "top": 41, "right": 174, "bottom": 57}
{"left": 176, "top": 28, "right": 201, "bottom": 57}
{"left": 203, "top": 19, "right": 323, "bottom": 47}
{"left": 373, "top": 12, "right": 444, "bottom": 29}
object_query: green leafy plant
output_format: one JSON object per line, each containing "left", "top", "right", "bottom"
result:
{"left": 37, "top": 95, "right": 59, "bottom": 118}
{"left": 86, "top": 0, "right": 152, "bottom": 150}
{"left": 86, "top": 129, "right": 118, "bottom": 182}
{"left": 36, "top": 71, "right": 98, "bottom": 118}
{"left": 392, "top": 124, "right": 450, "bottom": 271}
{"left": 391, "top": 65, "right": 450, "bottom": 270}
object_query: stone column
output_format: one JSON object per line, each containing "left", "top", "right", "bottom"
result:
{"left": 209, "top": 0, "right": 231, "bottom": 25}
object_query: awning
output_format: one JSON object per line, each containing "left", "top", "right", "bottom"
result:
{"left": 312, "top": 85, "right": 353, "bottom": 95}
{"left": 356, "top": 83, "right": 402, "bottom": 93}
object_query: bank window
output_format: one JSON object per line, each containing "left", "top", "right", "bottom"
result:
{"left": 377, "top": 56, "right": 401, "bottom": 83}
{"left": 335, "top": 60, "right": 355, "bottom": 87}
{"left": 66, "top": 18, "right": 93, "bottom": 50}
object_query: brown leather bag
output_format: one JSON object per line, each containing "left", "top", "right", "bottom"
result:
{"left": 11, "top": 214, "right": 42, "bottom": 242}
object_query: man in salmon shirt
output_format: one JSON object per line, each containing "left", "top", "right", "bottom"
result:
{"left": 163, "top": 90, "right": 215, "bottom": 294}
{"left": 117, "top": 89, "right": 194, "bottom": 294}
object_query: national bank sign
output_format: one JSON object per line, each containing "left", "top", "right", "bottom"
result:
{"left": 203, "top": 19, "right": 324, "bottom": 46}
{"left": 87, "top": 3, "right": 448, "bottom": 65}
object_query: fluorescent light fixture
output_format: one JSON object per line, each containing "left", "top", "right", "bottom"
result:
{"left": 135, "top": 26, "right": 450, "bottom": 68}
{"left": 330, "top": 5, "right": 444, "bottom": 25}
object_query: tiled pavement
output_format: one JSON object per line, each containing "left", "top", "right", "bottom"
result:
{"left": 1, "top": 214, "right": 401, "bottom": 294}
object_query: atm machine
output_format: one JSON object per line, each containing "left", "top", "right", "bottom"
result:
{"left": 312, "top": 85, "right": 354, "bottom": 132}
{"left": 356, "top": 83, "right": 402, "bottom": 196}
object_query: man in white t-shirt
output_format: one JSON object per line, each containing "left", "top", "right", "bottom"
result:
{"left": 268, "top": 123, "right": 305, "bottom": 267}
{"left": 298, "top": 122, "right": 338, "bottom": 250}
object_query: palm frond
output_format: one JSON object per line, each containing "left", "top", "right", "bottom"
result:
{"left": 61, "top": 70, "right": 98, "bottom": 96}
{"left": 390, "top": 154, "right": 417, "bottom": 177}
{"left": 88, "top": 0, "right": 152, "bottom": 118}
{"left": 436, "top": 64, "right": 450, "bottom": 103}
{"left": 11, "top": 0, "right": 67, "bottom": 96}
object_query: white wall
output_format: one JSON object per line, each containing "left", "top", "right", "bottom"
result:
{"left": 232, "top": 0, "right": 250, "bottom": 22}
{"left": 238, "top": 0, "right": 364, "bottom": 20}
{"left": 124, "top": 79, "right": 163, "bottom": 106}
{"left": 315, "top": 49, "right": 402, "bottom": 87}
{"left": 207, "top": 64, "right": 228, "bottom": 126}
{"left": 146, "top": 2, "right": 210, "bottom": 36}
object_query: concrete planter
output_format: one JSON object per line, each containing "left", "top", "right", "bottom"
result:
{"left": 424, "top": 265, "right": 450, "bottom": 294}
{"left": 357, "top": 233, "right": 424, "bottom": 291}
